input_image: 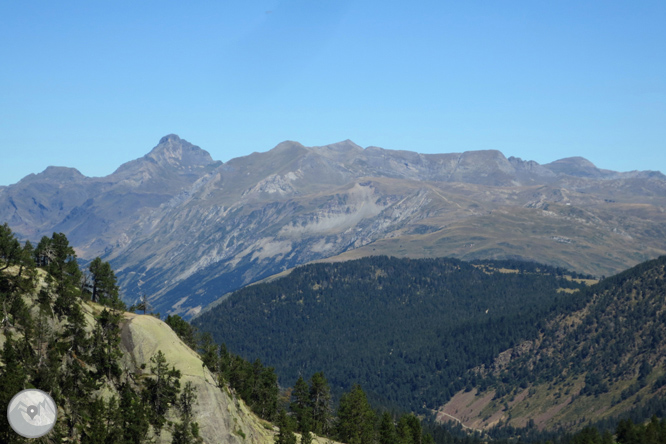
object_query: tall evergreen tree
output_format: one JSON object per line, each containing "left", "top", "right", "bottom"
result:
{"left": 119, "top": 382, "right": 150, "bottom": 444}
{"left": 309, "top": 372, "right": 332, "bottom": 436}
{"left": 48, "top": 232, "right": 81, "bottom": 288}
{"left": 90, "top": 308, "right": 123, "bottom": 381}
{"left": 88, "top": 257, "right": 124, "bottom": 308}
{"left": 291, "top": 376, "right": 313, "bottom": 432}
{"left": 34, "top": 235, "right": 54, "bottom": 267}
{"left": 81, "top": 396, "right": 109, "bottom": 444}
{"left": 275, "top": 409, "right": 297, "bottom": 444}
{"left": 336, "top": 384, "right": 377, "bottom": 444}
{"left": 300, "top": 428, "right": 313, "bottom": 444}
{"left": 198, "top": 332, "right": 218, "bottom": 372}
{"left": 379, "top": 412, "right": 399, "bottom": 444}
{"left": 0, "top": 223, "right": 22, "bottom": 270}
{"left": 396, "top": 416, "right": 414, "bottom": 444}
{"left": 404, "top": 414, "right": 422, "bottom": 444}
{"left": 0, "top": 334, "right": 26, "bottom": 443}
{"left": 1, "top": 225, "right": 36, "bottom": 333}
{"left": 143, "top": 350, "right": 182, "bottom": 434}
{"left": 172, "top": 381, "right": 204, "bottom": 444}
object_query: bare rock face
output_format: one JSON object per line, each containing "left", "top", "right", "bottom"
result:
{"left": 3, "top": 135, "right": 666, "bottom": 317}
{"left": 119, "top": 313, "right": 275, "bottom": 444}
{"left": 118, "top": 313, "right": 340, "bottom": 444}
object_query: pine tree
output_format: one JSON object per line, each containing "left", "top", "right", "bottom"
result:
{"left": 275, "top": 409, "right": 297, "bottom": 444}
{"left": 81, "top": 397, "right": 108, "bottom": 444}
{"left": 166, "top": 314, "right": 197, "bottom": 349}
{"left": 379, "top": 412, "right": 398, "bottom": 444}
{"left": 300, "top": 429, "right": 313, "bottom": 444}
{"left": 291, "top": 376, "right": 313, "bottom": 432}
{"left": 143, "top": 350, "right": 182, "bottom": 434}
{"left": 403, "top": 414, "right": 422, "bottom": 444}
{"left": 90, "top": 308, "right": 123, "bottom": 381}
{"left": 104, "top": 396, "right": 123, "bottom": 444}
{"left": 198, "top": 332, "right": 218, "bottom": 372}
{"left": 0, "top": 334, "right": 26, "bottom": 443}
{"left": 48, "top": 232, "right": 81, "bottom": 289}
{"left": 1, "top": 225, "right": 36, "bottom": 333}
{"left": 309, "top": 372, "right": 332, "bottom": 436}
{"left": 34, "top": 235, "right": 54, "bottom": 267}
{"left": 88, "top": 257, "right": 124, "bottom": 309}
{"left": 336, "top": 384, "right": 377, "bottom": 444}
{"left": 396, "top": 416, "right": 414, "bottom": 444}
{"left": 119, "top": 382, "right": 150, "bottom": 444}
{"left": 0, "top": 223, "right": 22, "bottom": 270}
{"left": 172, "top": 381, "right": 204, "bottom": 444}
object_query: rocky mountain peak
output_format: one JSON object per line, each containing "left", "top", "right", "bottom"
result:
{"left": 270, "top": 140, "right": 306, "bottom": 153}
{"left": 21, "top": 166, "right": 86, "bottom": 184}
{"left": 112, "top": 135, "right": 216, "bottom": 177}
{"left": 147, "top": 134, "right": 215, "bottom": 168}
{"left": 544, "top": 156, "right": 610, "bottom": 178}
{"left": 308, "top": 139, "right": 364, "bottom": 162}
{"left": 158, "top": 134, "right": 182, "bottom": 144}
{"left": 321, "top": 139, "right": 362, "bottom": 151}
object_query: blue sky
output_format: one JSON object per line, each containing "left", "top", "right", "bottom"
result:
{"left": 1, "top": 1, "right": 665, "bottom": 185}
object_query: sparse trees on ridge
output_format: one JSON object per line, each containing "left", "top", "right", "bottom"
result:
{"left": 0, "top": 228, "right": 198, "bottom": 442}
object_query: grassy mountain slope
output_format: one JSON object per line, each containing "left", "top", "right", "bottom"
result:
{"left": 436, "top": 255, "right": 666, "bottom": 431}
{"left": 316, "top": 200, "right": 665, "bottom": 279}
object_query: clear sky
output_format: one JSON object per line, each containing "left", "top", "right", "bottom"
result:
{"left": 1, "top": 1, "right": 665, "bottom": 186}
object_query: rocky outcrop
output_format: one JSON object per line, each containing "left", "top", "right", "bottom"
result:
{"left": 119, "top": 313, "right": 275, "bottom": 444}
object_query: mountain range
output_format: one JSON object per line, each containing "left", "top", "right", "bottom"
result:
{"left": 2, "top": 134, "right": 666, "bottom": 316}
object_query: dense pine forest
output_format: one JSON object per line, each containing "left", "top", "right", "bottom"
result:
{"left": 192, "top": 256, "right": 589, "bottom": 411}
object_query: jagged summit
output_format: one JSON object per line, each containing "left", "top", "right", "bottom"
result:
{"left": 148, "top": 134, "right": 214, "bottom": 166}
{"left": 158, "top": 133, "right": 182, "bottom": 144}
{"left": 113, "top": 135, "right": 216, "bottom": 176}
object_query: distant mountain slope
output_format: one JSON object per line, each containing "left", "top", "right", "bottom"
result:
{"left": 0, "top": 135, "right": 219, "bottom": 257}
{"left": 436, "top": 255, "right": 666, "bottom": 431}
{"left": 192, "top": 256, "right": 589, "bottom": 411}
{"left": 2, "top": 135, "right": 666, "bottom": 316}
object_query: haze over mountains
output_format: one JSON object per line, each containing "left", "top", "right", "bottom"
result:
{"left": 2, "top": 135, "right": 665, "bottom": 316}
